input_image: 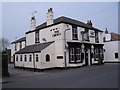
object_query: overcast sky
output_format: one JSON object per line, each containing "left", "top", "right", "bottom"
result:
{"left": 2, "top": 2, "right": 118, "bottom": 43}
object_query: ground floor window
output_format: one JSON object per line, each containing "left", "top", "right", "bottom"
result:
{"left": 46, "top": 54, "right": 50, "bottom": 62}
{"left": 24, "top": 55, "right": 27, "bottom": 62}
{"left": 36, "top": 54, "right": 39, "bottom": 62}
{"left": 115, "top": 53, "right": 118, "bottom": 59}
{"left": 94, "top": 48, "right": 104, "bottom": 61}
{"left": 29, "top": 55, "right": 32, "bottom": 62}
{"left": 20, "top": 55, "right": 22, "bottom": 61}
{"left": 16, "top": 55, "right": 18, "bottom": 61}
{"left": 69, "top": 47, "right": 81, "bottom": 63}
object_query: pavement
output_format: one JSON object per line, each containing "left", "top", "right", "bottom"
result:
{"left": 2, "top": 63, "right": 120, "bottom": 88}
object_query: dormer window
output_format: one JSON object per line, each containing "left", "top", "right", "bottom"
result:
{"left": 95, "top": 31, "right": 99, "bottom": 43}
{"left": 20, "top": 42, "right": 22, "bottom": 50}
{"left": 35, "top": 31, "right": 39, "bottom": 43}
{"left": 82, "top": 28, "right": 89, "bottom": 41}
{"left": 72, "top": 25, "right": 78, "bottom": 40}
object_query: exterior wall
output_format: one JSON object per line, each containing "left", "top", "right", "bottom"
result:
{"left": 26, "top": 32, "right": 35, "bottom": 46}
{"left": 40, "top": 23, "right": 65, "bottom": 43}
{"left": 40, "top": 42, "right": 55, "bottom": 69}
{"left": 11, "top": 41, "right": 26, "bottom": 63}
{"left": 104, "top": 41, "right": 120, "bottom": 62}
{"left": 54, "top": 40, "right": 65, "bottom": 67}
{"left": 105, "top": 33, "right": 111, "bottom": 41}
{"left": 99, "top": 32, "right": 104, "bottom": 44}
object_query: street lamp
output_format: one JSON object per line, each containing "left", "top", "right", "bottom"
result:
{"left": 64, "top": 28, "right": 70, "bottom": 69}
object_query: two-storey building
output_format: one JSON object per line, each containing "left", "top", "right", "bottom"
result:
{"left": 11, "top": 8, "right": 104, "bottom": 69}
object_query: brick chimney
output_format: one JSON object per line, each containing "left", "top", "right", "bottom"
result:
{"left": 30, "top": 16, "right": 36, "bottom": 31}
{"left": 86, "top": 20, "right": 93, "bottom": 27}
{"left": 47, "top": 8, "right": 54, "bottom": 26}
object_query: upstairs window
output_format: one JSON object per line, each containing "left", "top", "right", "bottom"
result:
{"left": 72, "top": 25, "right": 78, "bottom": 40}
{"left": 15, "top": 43, "right": 17, "bottom": 51}
{"left": 82, "top": 28, "right": 89, "bottom": 41}
{"left": 35, "top": 31, "right": 39, "bottom": 43}
{"left": 20, "top": 42, "right": 22, "bottom": 50}
{"left": 95, "top": 31, "right": 99, "bottom": 43}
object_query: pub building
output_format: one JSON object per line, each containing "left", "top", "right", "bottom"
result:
{"left": 11, "top": 8, "right": 104, "bottom": 69}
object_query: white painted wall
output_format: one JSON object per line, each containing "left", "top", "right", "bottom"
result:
{"left": 26, "top": 32, "right": 35, "bottom": 46}
{"left": 15, "top": 53, "right": 34, "bottom": 68}
{"left": 104, "top": 41, "right": 120, "bottom": 62}
{"left": 105, "top": 33, "right": 111, "bottom": 41}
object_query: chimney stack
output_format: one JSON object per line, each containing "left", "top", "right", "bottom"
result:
{"left": 30, "top": 16, "right": 36, "bottom": 30}
{"left": 105, "top": 28, "right": 108, "bottom": 34}
{"left": 47, "top": 8, "right": 54, "bottom": 26}
{"left": 86, "top": 20, "right": 93, "bottom": 27}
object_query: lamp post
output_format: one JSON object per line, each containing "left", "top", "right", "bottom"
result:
{"left": 64, "top": 28, "right": 70, "bottom": 69}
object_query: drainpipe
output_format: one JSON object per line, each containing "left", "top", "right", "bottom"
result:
{"left": 33, "top": 53, "right": 35, "bottom": 72}
{"left": 64, "top": 28, "right": 70, "bottom": 69}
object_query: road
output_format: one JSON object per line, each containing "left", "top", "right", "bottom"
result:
{"left": 2, "top": 63, "right": 119, "bottom": 88}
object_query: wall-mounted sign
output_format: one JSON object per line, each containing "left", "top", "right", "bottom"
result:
{"left": 50, "top": 28, "right": 61, "bottom": 37}
{"left": 90, "top": 31, "right": 95, "bottom": 38}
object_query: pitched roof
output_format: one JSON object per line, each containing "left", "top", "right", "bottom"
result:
{"left": 26, "top": 16, "right": 102, "bottom": 34}
{"left": 15, "top": 41, "right": 54, "bottom": 54}
{"left": 111, "top": 32, "right": 120, "bottom": 41}
{"left": 11, "top": 37, "right": 26, "bottom": 44}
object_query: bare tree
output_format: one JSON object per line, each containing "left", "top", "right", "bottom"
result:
{"left": 0, "top": 38, "right": 10, "bottom": 51}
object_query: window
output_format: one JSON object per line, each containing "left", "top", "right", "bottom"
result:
{"left": 20, "top": 55, "right": 22, "bottom": 61}
{"left": 15, "top": 43, "right": 17, "bottom": 51}
{"left": 70, "top": 48, "right": 75, "bottom": 62}
{"left": 95, "top": 48, "right": 99, "bottom": 60}
{"left": 115, "top": 53, "right": 118, "bottom": 59}
{"left": 100, "top": 48, "right": 103, "bottom": 59}
{"left": 72, "top": 25, "right": 78, "bottom": 40}
{"left": 95, "top": 31, "right": 99, "bottom": 43}
{"left": 69, "top": 48, "right": 82, "bottom": 63}
{"left": 20, "top": 42, "right": 22, "bottom": 49}
{"left": 35, "top": 31, "right": 39, "bottom": 43}
{"left": 76, "top": 48, "right": 81, "bottom": 62}
{"left": 46, "top": 54, "right": 50, "bottom": 62}
{"left": 24, "top": 55, "right": 27, "bottom": 62}
{"left": 29, "top": 55, "right": 32, "bottom": 62}
{"left": 82, "top": 28, "right": 89, "bottom": 41}
{"left": 16, "top": 55, "right": 18, "bottom": 61}
{"left": 36, "top": 54, "right": 39, "bottom": 62}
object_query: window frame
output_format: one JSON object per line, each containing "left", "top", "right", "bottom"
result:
{"left": 24, "top": 55, "right": 27, "bottom": 62}
{"left": 29, "top": 55, "right": 32, "bottom": 62}
{"left": 36, "top": 54, "right": 39, "bottom": 62}
{"left": 16, "top": 55, "right": 18, "bottom": 61}
{"left": 35, "top": 31, "right": 40, "bottom": 43}
{"left": 72, "top": 25, "right": 78, "bottom": 40}
{"left": 46, "top": 54, "right": 50, "bottom": 62}
{"left": 82, "top": 28, "right": 89, "bottom": 41}
{"left": 20, "top": 55, "right": 22, "bottom": 61}
{"left": 95, "top": 31, "right": 99, "bottom": 43}
{"left": 115, "top": 53, "right": 118, "bottom": 59}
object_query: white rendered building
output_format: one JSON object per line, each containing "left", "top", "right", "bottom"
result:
{"left": 104, "top": 30, "right": 120, "bottom": 63}
{"left": 11, "top": 8, "right": 104, "bottom": 69}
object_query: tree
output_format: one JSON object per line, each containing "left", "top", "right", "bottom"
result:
{"left": 0, "top": 38, "right": 10, "bottom": 51}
